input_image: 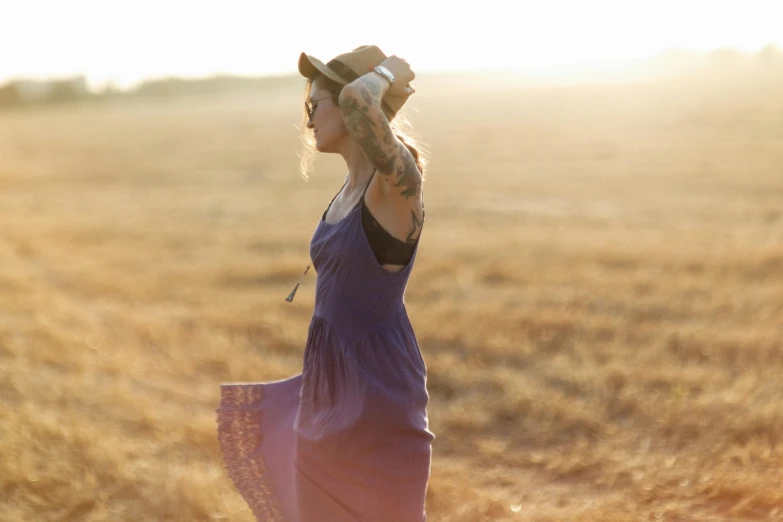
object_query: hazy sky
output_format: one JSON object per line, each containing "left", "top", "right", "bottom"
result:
{"left": 2, "top": 0, "right": 781, "bottom": 89}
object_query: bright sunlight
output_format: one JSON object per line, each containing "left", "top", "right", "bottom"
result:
{"left": 1, "top": 0, "right": 781, "bottom": 89}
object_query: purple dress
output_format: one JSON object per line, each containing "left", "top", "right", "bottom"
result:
{"left": 216, "top": 183, "right": 434, "bottom": 521}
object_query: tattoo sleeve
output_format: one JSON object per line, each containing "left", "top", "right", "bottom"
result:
{"left": 405, "top": 210, "right": 423, "bottom": 243}
{"left": 338, "top": 76, "right": 422, "bottom": 200}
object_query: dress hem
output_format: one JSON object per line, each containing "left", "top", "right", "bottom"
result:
{"left": 217, "top": 383, "right": 286, "bottom": 522}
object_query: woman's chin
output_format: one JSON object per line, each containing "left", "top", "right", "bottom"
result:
{"left": 314, "top": 139, "right": 331, "bottom": 153}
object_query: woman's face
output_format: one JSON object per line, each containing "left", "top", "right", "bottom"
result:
{"left": 307, "top": 81, "right": 347, "bottom": 153}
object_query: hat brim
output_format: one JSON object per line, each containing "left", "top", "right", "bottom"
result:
{"left": 298, "top": 53, "right": 348, "bottom": 85}
{"left": 297, "top": 50, "right": 410, "bottom": 119}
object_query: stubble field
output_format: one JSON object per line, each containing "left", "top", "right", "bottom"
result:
{"left": 1, "top": 70, "right": 782, "bottom": 521}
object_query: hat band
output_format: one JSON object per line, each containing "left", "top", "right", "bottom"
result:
{"left": 326, "top": 58, "right": 359, "bottom": 83}
{"left": 326, "top": 58, "right": 397, "bottom": 118}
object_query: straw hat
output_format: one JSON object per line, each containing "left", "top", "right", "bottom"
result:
{"left": 298, "top": 45, "right": 410, "bottom": 118}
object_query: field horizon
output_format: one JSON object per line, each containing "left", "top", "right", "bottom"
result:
{"left": 1, "top": 70, "right": 782, "bottom": 521}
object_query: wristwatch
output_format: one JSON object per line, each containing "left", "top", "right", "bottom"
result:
{"left": 372, "top": 65, "right": 395, "bottom": 86}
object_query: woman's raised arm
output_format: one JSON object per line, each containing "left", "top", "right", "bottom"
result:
{"left": 337, "top": 62, "right": 422, "bottom": 202}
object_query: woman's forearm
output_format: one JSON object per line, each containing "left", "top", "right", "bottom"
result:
{"left": 341, "top": 71, "right": 391, "bottom": 113}
{"left": 338, "top": 73, "right": 397, "bottom": 173}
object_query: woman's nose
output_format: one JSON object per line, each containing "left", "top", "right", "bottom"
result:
{"left": 306, "top": 117, "right": 314, "bottom": 129}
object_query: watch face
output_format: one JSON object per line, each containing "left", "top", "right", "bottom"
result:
{"left": 374, "top": 66, "right": 394, "bottom": 84}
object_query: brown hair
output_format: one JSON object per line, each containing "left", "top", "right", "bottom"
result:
{"left": 298, "top": 74, "right": 427, "bottom": 180}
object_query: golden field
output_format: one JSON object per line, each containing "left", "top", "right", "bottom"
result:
{"left": 1, "top": 70, "right": 782, "bottom": 521}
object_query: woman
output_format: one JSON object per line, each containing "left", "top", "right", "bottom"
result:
{"left": 216, "top": 45, "right": 434, "bottom": 522}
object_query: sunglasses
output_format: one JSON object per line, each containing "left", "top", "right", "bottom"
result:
{"left": 305, "top": 96, "right": 333, "bottom": 120}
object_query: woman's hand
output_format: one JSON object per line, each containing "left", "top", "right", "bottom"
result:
{"left": 379, "top": 56, "right": 416, "bottom": 96}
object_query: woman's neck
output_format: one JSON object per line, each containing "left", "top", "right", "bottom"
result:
{"left": 339, "top": 141, "right": 376, "bottom": 192}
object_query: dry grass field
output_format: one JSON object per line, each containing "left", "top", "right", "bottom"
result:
{"left": 1, "top": 69, "right": 782, "bottom": 521}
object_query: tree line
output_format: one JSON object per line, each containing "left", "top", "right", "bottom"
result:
{"left": 0, "top": 74, "right": 301, "bottom": 109}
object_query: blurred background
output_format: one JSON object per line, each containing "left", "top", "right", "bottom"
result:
{"left": 1, "top": 1, "right": 782, "bottom": 521}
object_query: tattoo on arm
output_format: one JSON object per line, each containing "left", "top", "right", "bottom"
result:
{"left": 394, "top": 142, "right": 422, "bottom": 199}
{"left": 360, "top": 82, "right": 381, "bottom": 104}
{"left": 339, "top": 77, "right": 422, "bottom": 199}
{"left": 405, "top": 210, "right": 423, "bottom": 243}
{"left": 340, "top": 93, "right": 396, "bottom": 173}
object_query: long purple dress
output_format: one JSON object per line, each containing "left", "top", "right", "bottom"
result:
{"left": 216, "top": 183, "right": 434, "bottom": 521}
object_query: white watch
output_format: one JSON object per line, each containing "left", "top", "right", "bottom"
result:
{"left": 372, "top": 65, "right": 395, "bottom": 86}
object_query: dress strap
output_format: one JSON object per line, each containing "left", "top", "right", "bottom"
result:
{"left": 361, "top": 169, "right": 377, "bottom": 200}
{"left": 322, "top": 179, "right": 348, "bottom": 221}
{"left": 323, "top": 170, "right": 377, "bottom": 221}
